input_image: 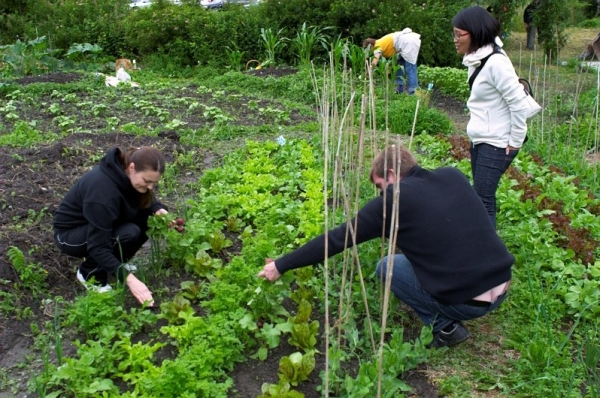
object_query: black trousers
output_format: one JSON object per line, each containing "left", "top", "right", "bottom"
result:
{"left": 54, "top": 210, "right": 150, "bottom": 285}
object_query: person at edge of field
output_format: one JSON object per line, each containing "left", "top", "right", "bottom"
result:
{"left": 258, "top": 145, "right": 514, "bottom": 349}
{"left": 453, "top": 6, "right": 531, "bottom": 229}
{"left": 363, "top": 28, "right": 421, "bottom": 95}
{"left": 523, "top": 0, "right": 541, "bottom": 50}
{"left": 53, "top": 146, "right": 168, "bottom": 306}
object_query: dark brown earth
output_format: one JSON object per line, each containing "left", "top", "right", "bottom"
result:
{"left": 0, "top": 70, "right": 462, "bottom": 397}
{"left": 15, "top": 72, "right": 84, "bottom": 85}
{"left": 246, "top": 66, "right": 298, "bottom": 78}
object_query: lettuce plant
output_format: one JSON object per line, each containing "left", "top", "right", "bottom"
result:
{"left": 278, "top": 351, "right": 316, "bottom": 387}
{"left": 258, "top": 381, "right": 304, "bottom": 398}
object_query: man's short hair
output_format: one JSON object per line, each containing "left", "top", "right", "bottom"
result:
{"left": 369, "top": 145, "right": 418, "bottom": 182}
{"left": 362, "top": 38, "right": 376, "bottom": 49}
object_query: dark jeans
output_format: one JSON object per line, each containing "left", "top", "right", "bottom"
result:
{"left": 54, "top": 211, "right": 150, "bottom": 285}
{"left": 395, "top": 56, "right": 418, "bottom": 94}
{"left": 526, "top": 25, "right": 537, "bottom": 49}
{"left": 376, "top": 255, "right": 508, "bottom": 333}
{"left": 470, "top": 143, "right": 518, "bottom": 229}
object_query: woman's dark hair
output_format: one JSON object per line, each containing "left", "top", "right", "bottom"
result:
{"left": 119, "top": 146, "right": 166, "bottom": 208}
{"left": 453, "top": 6, "right": 500, "bottom": 54}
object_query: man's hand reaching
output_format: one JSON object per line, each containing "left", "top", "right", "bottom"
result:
{"left": 258, "top": 259, "right": 281, "bottom": 282}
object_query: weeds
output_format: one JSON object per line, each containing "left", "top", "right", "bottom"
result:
{"left": 7, "top": 246, "right": 47, "bottom": 298}
{"left": 0, "top": 121, "right": 59, "bottom": 147}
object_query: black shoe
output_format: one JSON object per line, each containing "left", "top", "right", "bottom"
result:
{"left": 429, "top": 322, "right": 469, "bottom": 348}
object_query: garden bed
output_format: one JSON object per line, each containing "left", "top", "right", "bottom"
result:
{"left": 0, "top": 70, "right": 456, "bottom": 397}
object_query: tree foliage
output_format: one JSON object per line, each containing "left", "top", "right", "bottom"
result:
{"left": 485, "top": 0, "right": 582, "bottom": 60}
{"left": 535, "top": 0, "right": 579, "bottom": 60}
{"left": 486, "top": 0, "right": 529, "bottom": 36}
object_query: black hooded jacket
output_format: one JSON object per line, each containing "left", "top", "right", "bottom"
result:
{"left": 53, "top": 148, "right": 166, "bottom": 275}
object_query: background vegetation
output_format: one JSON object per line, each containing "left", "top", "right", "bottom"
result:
{"left": 1, "top": 0, "right": 596, "bottom": 72}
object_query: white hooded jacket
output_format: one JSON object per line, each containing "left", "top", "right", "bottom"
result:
{"left": 393, "top": 28, "right": 421, "bottom": 64}
{"left": 463, "top": 42, "right": 529, "bottom": 148}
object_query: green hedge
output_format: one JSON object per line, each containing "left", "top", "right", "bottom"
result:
{"left": 1, "top": 0, "right": 132, "bottom": 57}
{"left": 1, "top": 0, "right": 471, "bottom": 68}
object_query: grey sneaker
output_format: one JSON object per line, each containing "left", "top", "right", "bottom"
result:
{"left": 429, "top": 322, "right": 469, "bottom": 348}
{"left": 77, "top": 270, "right": 112, "bottom": 293}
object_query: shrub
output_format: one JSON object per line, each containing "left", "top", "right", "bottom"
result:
{"left": 418, "top": 65, "right": 469, "bottom": 101}
{"left": 402, "top": 0, "right": 470, "bottom": 67}
{"left": 125, "top": 4, "right": 264, "bottom": 67}
{"left": 259, "top": 0, "right": 332, "bottom": 35}
{"left": 580, "top": 0, "right": 599, "bottom": 19}
{"left": 577, "top": 18, "right": 600, "bottom": 28}
{"left": 375, "top": 97, "right": 453, "bottom": 136}
{"left": 24, "top": 0, "right": 130, "bottom": 57}
{"left": 536, "top": 0, "right": 575, "bottom": 61}
{"left": 0, "top": 36, "right": 60, "bottom": 77}
{"left": 124, "top": 5, "right": 198, "bottom": 62}
{"left": 186, "top": 6, "right": 264, "bottom": 67}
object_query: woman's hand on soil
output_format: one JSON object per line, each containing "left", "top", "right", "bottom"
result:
{"left": 258, "top": 260, "right": 281, "bottom": 282}
{"left": 126, "top": 274, "right": 154, "bottom": 306}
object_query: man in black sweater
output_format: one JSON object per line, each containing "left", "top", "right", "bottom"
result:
{"left": 258, "top": 145, "right": 514, "bottom": 348}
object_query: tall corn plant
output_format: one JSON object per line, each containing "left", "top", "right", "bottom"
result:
{"left": 260, "top": 27, "right": 287, "bottom": 67}
{"left": 347, "top": 42, "right": 369, "bottom": 77}
{"left": 225, "top": 45, "right": 244, "bottom": 72}
{"left": 328, "top": 35, "right": 366, "bottom": 76}
{"left": 290, "top": 22, "right": 330, "bottom": 67}
{"left": 329, "top": 35, "right": 348, "bottom": 72}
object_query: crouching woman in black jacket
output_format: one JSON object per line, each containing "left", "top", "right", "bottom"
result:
{"left": 53, "top": 146, "right": 168, "bottom": 306}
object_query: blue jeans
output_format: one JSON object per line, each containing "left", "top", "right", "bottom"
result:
{"left": 395, "top": 56, "right": 418, "bottom": 94}
{"left": 470, "top": 143, "right": 518, "bottom": 228}
{"left": 376, "top": 255, "right": 507, "bottom": 333}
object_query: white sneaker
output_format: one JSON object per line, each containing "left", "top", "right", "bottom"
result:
{"left": 77, "top": 270, "right": 112, "bottom": 293}
{"left": 123, "top": 263, "right": 137, "bottom": 272}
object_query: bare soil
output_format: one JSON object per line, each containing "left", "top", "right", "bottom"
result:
{"left": 0, "top": 69, "right": 459, "bottom": 397}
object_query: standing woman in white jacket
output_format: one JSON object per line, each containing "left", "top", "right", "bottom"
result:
{"left": 452, "top": 6, "right": 530, "bottom": 228}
